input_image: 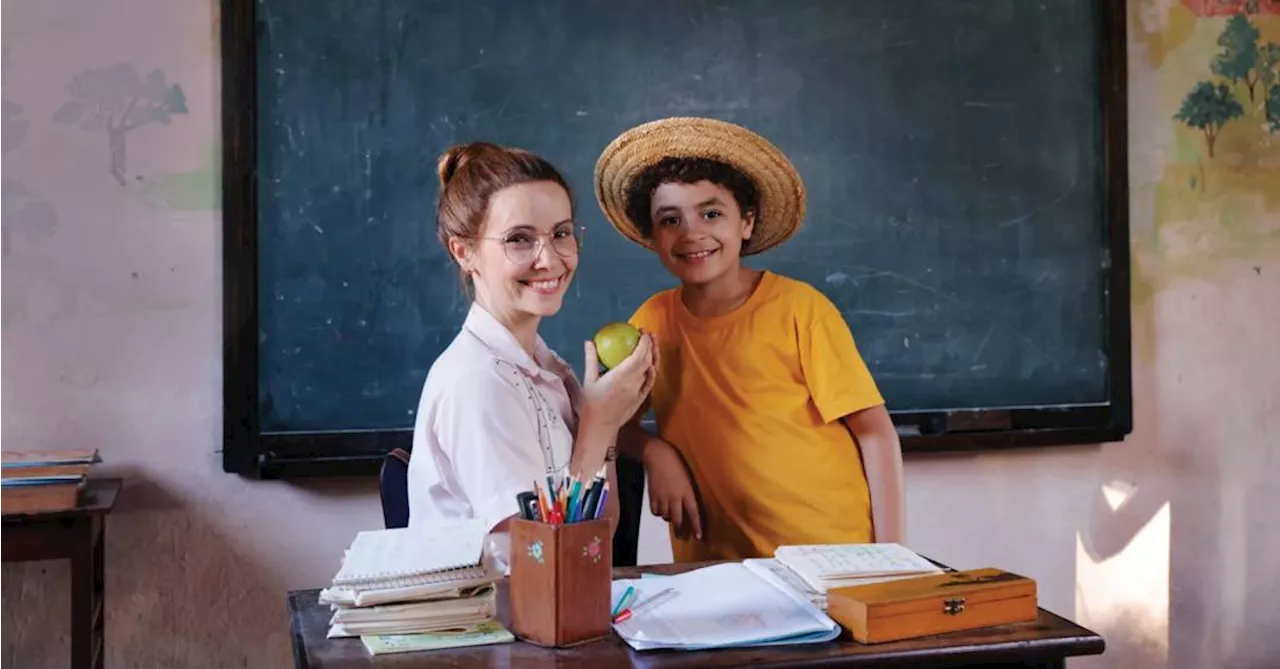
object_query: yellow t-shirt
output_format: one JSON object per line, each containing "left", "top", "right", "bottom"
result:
{"left": 630, "top": 271, "right": 886, "bottom": 562}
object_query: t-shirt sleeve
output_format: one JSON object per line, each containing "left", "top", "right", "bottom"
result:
{"left": 628, "top": 294, "right": 659, "bottom": 335}
{"left": 798, "top": 288, "right": 885, "bottom": 423}
{"left": 434, "top": 367, "right": 545, "bottom": 532}
{"left": 627, "top": 294, "right": 665, "bottom": 419}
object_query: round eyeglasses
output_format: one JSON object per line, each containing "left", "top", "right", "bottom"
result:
{"left": 477, "top": 225, "right": 584, "bottom": 266}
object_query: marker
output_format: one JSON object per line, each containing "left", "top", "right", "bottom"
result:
{"left": 613, "top": 587, "right": 677, "bottom": 624}
{"left": 566, "top": 477, "right": 584, "bottom": 522}
{"left": 515, "top": 491, "right": 538, "bottom": 521}
{"left": 592, "top": 483, "right": 610, "bottom": 520}
{"left": 579, "top": 476, "right": 602, "bottom": 523}
{"left": 611, "top": 585, "right": 635, "bottom": 618}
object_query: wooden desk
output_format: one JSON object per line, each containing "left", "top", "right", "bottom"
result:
{"left": 2, "top": 478, "right": 122, "bottom": 669}
{"left": 287, "top": 561, "right": 1103, "bottom": 668}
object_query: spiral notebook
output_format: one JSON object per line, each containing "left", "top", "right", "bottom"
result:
{"left": 332, "top": 520, "right": 490, "bottom": 588}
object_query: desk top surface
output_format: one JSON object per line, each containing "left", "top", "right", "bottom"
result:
{"left": 287, "top": 561, "right": 1104, "bottom": 669}
{"left": 2, "top": 477, "right": 121, "bottom": 523}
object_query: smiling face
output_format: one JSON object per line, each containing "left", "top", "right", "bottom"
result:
{"left": 648, "top": 180, "right": 755, "bottom": 286}
{"left": 449, "top": 181, "right": 577, "bottom": 324}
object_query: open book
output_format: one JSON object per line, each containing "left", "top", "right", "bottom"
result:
{"left": 773, "top": 543, "right": 944, "bottom": 593}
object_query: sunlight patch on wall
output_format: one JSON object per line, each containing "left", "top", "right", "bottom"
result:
{"left": 1076, "top": 502, "right": 1171, "bottom": 668}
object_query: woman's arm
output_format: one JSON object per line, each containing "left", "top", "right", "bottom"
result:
{"left": 568, "top": 336, "right": 656, "bottom": 525}
{"left": 843, "top": 405, "right": 906, "bottom": 544}
{"left": 567, "top": 415, "right": 618, "bottom": 483}
{"left": 605, "top": 461, "right": 621, "bottom": 536}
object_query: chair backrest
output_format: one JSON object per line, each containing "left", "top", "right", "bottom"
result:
{"left": 612, "top": 456, "right": 645, "bottom": 567}
{"left": 379, "top": 448, "right": 411, "bottom": 529}
{"left": 378, "top": 445, "right": 643, "bottom": 565}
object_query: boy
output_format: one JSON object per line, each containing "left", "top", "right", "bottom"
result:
{"left": 593, "top": 117, "right": 905, "bottom": 562}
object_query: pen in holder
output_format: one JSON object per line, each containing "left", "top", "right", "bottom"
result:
{"left": 508, "top": 516, "right": 613, "bottom": 647}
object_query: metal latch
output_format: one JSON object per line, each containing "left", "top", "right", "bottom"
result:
{"left": 943, "top": 597, "right": 966, "bottom": 615}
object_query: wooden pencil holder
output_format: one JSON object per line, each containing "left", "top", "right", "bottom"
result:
{"left": 508, "top": 517, "right": 613, "bottom": 648}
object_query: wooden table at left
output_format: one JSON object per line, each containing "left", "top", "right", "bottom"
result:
{"left": 2, "top": 477, "right": 122, "bottom": 669}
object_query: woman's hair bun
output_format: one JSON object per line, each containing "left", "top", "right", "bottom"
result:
{"left": 437, "top": 142, "right": 504, "bottom": 188}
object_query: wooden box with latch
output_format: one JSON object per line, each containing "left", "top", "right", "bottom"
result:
{"left": 826, "top": 567, "right": 1038, "bottom": 644}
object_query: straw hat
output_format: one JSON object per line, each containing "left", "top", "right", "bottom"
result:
{"left": 593, "top": 117, "right": 806, "bottom": 256}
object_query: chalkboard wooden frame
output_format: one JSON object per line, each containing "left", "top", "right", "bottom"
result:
{"left": 221, "top": 0, "right": 1131, "bottom": 479}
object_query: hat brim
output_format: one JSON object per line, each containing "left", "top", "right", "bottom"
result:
{"left": 593, "top": 117, "right": 806, "bottom": 256}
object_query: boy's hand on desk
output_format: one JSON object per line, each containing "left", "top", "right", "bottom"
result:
{"left": 643, "top": 439, "right": 703, "bottom": 540}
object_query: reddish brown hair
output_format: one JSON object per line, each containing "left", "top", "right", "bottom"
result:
{"left": 436, "top": 142, "right": 572, "bottom": 256}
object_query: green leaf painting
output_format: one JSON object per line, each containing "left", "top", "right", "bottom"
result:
{"left": 1175, "top": 81, "right": 1244, "bottom": 157}
{"left": 1212, "top": 15, "right": 1261, "bottom": 101}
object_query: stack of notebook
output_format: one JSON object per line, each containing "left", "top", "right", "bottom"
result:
{"left": 318, "top": 520, "right": 513, "bottom": 652}
{"left": 1, "top": 449, "right": 101, "bottom": 515}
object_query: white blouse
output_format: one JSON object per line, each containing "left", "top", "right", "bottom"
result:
{"left": 408, "top": 303, "right": 580, "bottom": 536}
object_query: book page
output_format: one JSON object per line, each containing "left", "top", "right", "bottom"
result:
{"left": 742, "top": 558, "right": 823, "bottom": 599}
{"left": 775, "top": 543, "right": 940, "bottom": 579}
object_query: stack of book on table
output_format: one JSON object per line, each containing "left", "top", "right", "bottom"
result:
{"left": 1, "top": 449, "right": 101, "bottom": 515}
{"left": 318, "top": 520, "right": 514, "bottom": 655}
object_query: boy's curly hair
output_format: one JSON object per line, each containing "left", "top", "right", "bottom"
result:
{"left": 623, "top": 158, "right": 759, "bottom": 239}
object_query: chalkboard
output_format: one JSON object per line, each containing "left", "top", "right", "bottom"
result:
{"left": 223, "top": 0, "right": 1130, "bottom": 476}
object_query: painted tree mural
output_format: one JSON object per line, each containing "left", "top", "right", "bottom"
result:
{"left": 53, "top": 63, "right": 188, "bottom": 185}
{"left": 1213, "top": 15, "right": 1262, "bottom": 100}
{"left": 1175, "top": 8, "right": 1280, "bottom": 160}
{"left": 0, "top": 46, "right": 27, "bottom": 159}
{"left": 1269, "top": 80, "right": 1280, "bottom": 131}
{"left": 0, "top": 43, "right": 56, "bottom": 257}
{"left": 1262, "top": 42, "right": 1280, "bottom": 129}
{"left": 3, "top": 180, "right": 59, "bottom": 256}
{"left": 1175, "top": 81, "right": 1244, "bottom": 157}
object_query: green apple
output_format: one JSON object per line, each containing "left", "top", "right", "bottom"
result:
{"left": 593, "top": 322, "right": 642, "bottom": 370}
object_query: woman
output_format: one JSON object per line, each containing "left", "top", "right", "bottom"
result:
{"left": 407, "top": 142, "right": 654, "bottom": 567}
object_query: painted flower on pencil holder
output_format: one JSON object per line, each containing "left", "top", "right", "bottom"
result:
{"left": 527, "top": 539, "right": 545, "bottom": 565}
{"left": 583, "top": 536, "right": 603, "bottom": 564}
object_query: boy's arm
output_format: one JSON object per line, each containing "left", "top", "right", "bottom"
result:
{"left": 843, "top": 405, "right": 906, "bottom": 544}
{"left": 618, "top": 416, "right": 703, "bottom": 540}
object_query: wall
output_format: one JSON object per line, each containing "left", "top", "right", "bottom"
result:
{"left": 2, "top": 1, "right": 1276, "bottom": 667}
